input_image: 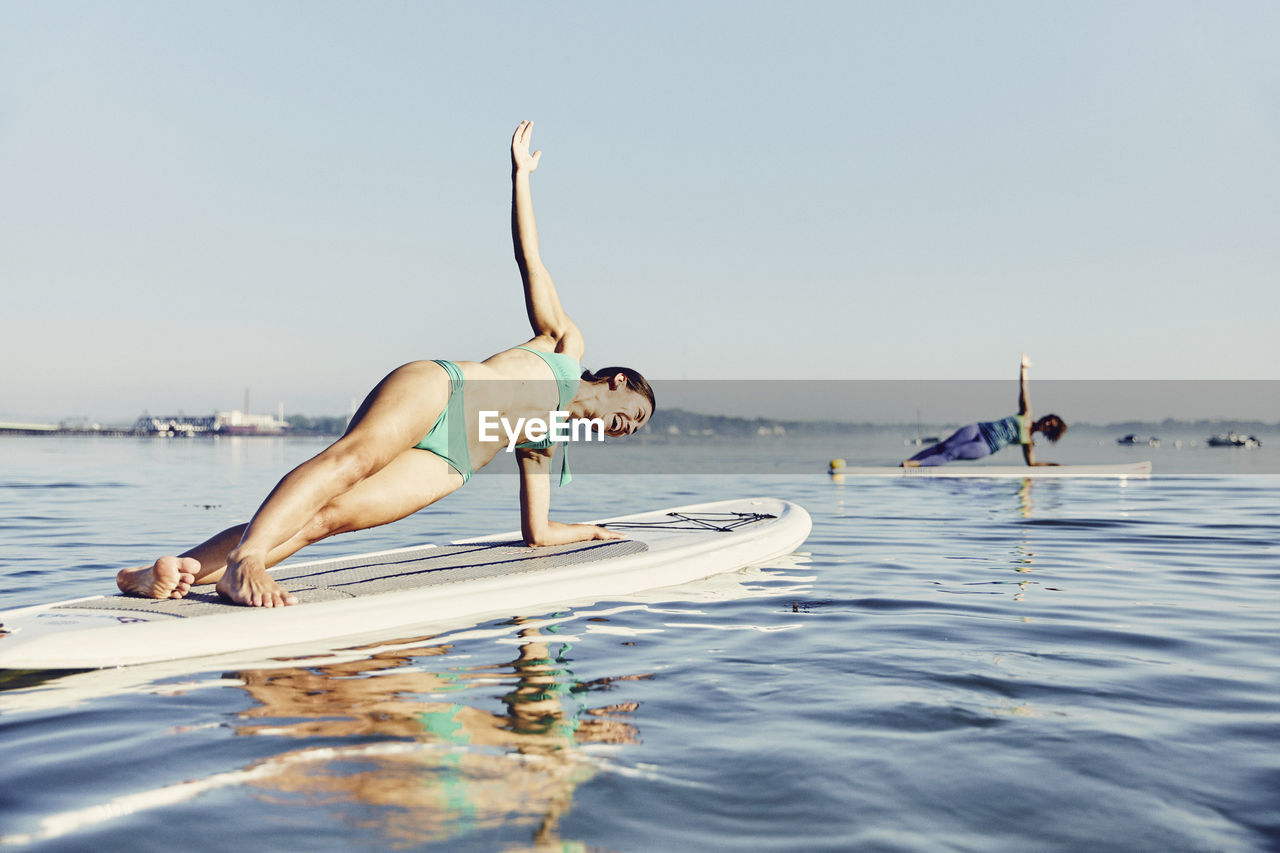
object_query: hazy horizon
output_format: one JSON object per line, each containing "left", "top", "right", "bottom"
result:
{"left": 10, "top": 380, "right": 1279, "bottom": 431}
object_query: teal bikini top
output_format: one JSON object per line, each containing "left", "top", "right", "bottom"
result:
{"left": 512, "top": 346, "right": 582, "bottom": 486}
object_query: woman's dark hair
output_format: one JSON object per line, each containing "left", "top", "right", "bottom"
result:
{"left": 582, "top": 366, "right": 656, "bottom": 415}
{"left": 1035, "top": 414, "right": 1067, "bottom": 443}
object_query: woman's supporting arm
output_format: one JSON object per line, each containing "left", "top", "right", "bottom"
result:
{"left": 510, "top": 121, "right": 583, "bottom": 355}
{"left": 517, "top": 449, "right": 621, "bottom": 546}
{"left": 1022, "top": 442, "right": 1060, "bottom": 466}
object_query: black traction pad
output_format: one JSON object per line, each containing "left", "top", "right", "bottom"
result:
{"left": 56, "top": 539, "right": 648, "bottom": 619}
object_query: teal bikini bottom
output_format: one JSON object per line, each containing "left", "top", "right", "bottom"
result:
{"left": 412, "top": 360, "right": 473, "bottom": 483}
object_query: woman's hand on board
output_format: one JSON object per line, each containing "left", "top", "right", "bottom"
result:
{"left": 524, "top": 521, "right": 625, "bottom": 547}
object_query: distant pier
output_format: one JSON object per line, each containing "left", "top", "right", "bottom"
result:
{"left": 1, "top": 410, "right": 291, "bottom": 438}
{"left": 0, "top": 422, "right": 135, "bottom": 436}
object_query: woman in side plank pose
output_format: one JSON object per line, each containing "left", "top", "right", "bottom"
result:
{"left": 901, "top": 354, "right": 1065, "bottom": 468}
{"left": 118, "top": 121, "right": 655, "bottom": 607}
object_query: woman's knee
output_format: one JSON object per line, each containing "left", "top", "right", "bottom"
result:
{"left": 303, "top": 503, "right": 351, "bottom": 542}
{"left": 313, "top": 440, "right": 385, "bottom": 489}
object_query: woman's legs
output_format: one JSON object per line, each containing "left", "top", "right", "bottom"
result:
{"left": 220, "top": 447, "right": 464, "bottom": 604}
{"left": 218, "top": 361, "right": 454, "bottom": 606}
{"left": 118, "top": 447, "right": 465, "bottom": 601}
{"left": 903, "top": 423, "right": 992, "bottom": 467}
{"left": 119, "top": 361, "right": 458, "bottom": 606}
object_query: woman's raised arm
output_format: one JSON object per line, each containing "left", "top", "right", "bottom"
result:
{"left": 1018, "top": 353, "right": 1032, "bottom": 416}
{"left": 510, "top": 121, "right": 582, "bottom": 356}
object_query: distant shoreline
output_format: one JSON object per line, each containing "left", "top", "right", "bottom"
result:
{"left": 2, "top": 411, "right": 1275, "bottom": 442}
{"left": 0, "top": 424, "right": 343, "bottom": 438}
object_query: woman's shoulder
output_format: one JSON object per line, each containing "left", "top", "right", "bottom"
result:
{"left": 514, "top": 333, "right": 584, "bottom": 361}
{"left": 476, "top": 342, "right": 580, "bottom": 378}
{"left": 495, "top": 337, "right": 583, "bottom": 364}
{"left": 1017, "top": 412, "right": 1033, "bottom": 442}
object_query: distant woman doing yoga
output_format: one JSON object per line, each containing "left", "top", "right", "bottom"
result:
{"left": 117, "top": 121, "right": 655, "bottom": 607}
{"left": 901, "top": 355, "right": 1065, "bottom": 467}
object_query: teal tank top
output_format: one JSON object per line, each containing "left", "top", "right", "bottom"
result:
{"left": 978, "top": 414, "right": 1026, "bottom": 453}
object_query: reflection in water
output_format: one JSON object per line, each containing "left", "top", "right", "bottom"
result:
{"left": 228, "top": 620, "right": 649, "bottom": 849}
{"left": 1016, "top": 477, "right": 1033, "bottom": 520}
{"left": 1, "top": 561, "right": 809, "bottom": 848}
{"left": 914, "top": 479, "right": 1046, "bottom": 602}
{"left": 1012, "top": 479, "right": 1035, "bottom": 602}
{"left": 995, "top": 479, "right": 1043, "bottom": 604}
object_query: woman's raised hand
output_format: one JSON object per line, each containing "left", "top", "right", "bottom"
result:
{"left": 511, "top": 120, "right": 542, "bottom": 173}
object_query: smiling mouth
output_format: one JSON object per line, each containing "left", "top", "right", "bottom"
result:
{"left": 612, "top": 415, "right": 621, "bottom": 433}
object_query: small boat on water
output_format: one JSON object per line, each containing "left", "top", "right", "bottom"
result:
{"left": 905, "top": 410, "right": 940, "bottom": 446}
{"left": 1206, "top": 433, "right": 1262, "bottom": 448}
{"left": 1117, "top": 434, "right": 1160, "bottom": 447}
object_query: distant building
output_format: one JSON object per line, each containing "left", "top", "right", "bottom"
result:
{"left": 213, "top": 410, "right": 289, "bottom": 435}
{"left": 133, "top": 415, "right": 216, "bottom": 436}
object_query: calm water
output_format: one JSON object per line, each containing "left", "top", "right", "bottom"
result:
{"left": 1, "top": 434, "right": 1277, "bottom": 851}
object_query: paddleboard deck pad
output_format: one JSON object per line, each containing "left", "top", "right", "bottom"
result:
{"left": 0, "top": 497, "right": 810, "bottom": 670}
{"left": 53, "top": 540, "right": 650, "bottom": 617}
{"left": 829, "top": 461, "right": 1152, "bottom": 478}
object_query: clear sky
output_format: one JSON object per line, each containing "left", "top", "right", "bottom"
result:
{"left": 3, "top": 1, "right": 1277, "bottom": 423}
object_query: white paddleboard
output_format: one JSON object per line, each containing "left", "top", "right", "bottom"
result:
{"left": 829, "top": 461, "right": 1152, "bottom": 478}
{"left": 0, "top": 497, "right": 811, "bottom": 671}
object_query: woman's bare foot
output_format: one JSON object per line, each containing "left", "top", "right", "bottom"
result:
{"left": 117, "top": 556, "right": 199, "bottom": 599}
{"left": 217, "top": 555, "right": 297, "bottom": 607}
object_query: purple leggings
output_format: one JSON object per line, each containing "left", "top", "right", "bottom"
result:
{"left": 908, "top": 423, "right": 993, "bottom": 466}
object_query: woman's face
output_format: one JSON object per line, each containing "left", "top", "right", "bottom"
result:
{"left": 603, "top": 388, "right": 653, "bottom": 438}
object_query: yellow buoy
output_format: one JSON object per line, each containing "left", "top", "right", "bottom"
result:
{"left": 828, "top": 458, "right": 846, "bottom": 472}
